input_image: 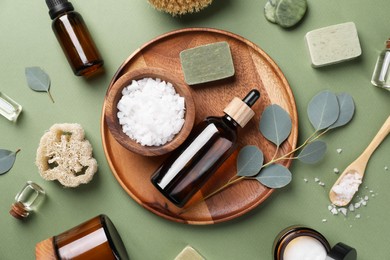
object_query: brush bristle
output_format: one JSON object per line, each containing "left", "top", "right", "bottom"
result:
{"left": 148, "top": 0, "right": 213, "bottom": 16}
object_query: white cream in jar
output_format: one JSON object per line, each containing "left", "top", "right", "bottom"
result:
{"left": 283, "top": 235, "right": 328, "bottom": 260}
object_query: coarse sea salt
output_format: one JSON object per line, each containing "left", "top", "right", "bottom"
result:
{"left": 331, "top": 171, "right": 362, "bottom": 205}
{"left": 117, "top": 77, "right": 185, "bottom": 146}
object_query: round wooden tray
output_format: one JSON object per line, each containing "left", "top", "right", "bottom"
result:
{"left": 101, "top": 28, "right": 298, "bottom": 224}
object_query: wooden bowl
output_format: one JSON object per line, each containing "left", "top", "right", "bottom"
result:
{"left": 104, "top": 67, "right": 195, "bottom": 156}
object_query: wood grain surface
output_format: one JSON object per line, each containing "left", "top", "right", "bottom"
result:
{"left": 35, "top": 237, "right": 56, "bottom": 260}
{"left": 101, "top": 28, "right": 298, "bottom": 224}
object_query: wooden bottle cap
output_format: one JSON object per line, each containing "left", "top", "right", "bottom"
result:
{"left": 35, "top": 237, "right": 57, "bottom": 260}
{"left": 223, "top": 97, "right": 255, "bottom": 128}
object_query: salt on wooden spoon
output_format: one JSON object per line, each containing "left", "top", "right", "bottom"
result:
{"left": 329, "top": 115, "right": 390, "bottom": 206}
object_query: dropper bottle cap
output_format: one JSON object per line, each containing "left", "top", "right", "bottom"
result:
{"left": 223, "top": 89, "right": 260, "bottom": 128}
{"left": 45, "top": 0, "right": 74, "bottom": 20}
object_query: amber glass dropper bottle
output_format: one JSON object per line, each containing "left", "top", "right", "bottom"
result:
{"left": 151, "top": 89, "right": 260, "bottom": 208}
{"left": 45, "top": 0, "right": 104, "bottom": 77}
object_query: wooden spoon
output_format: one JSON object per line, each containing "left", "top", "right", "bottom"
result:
{"left": 329, "top": 115, "right": 390, "bottom": 206}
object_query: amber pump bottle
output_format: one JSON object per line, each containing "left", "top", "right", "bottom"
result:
{"left": 45, "top": 0, "right": 104, "bottom": 77}
{"left": 151, "top": 89, "right": 260, "bottom": 208}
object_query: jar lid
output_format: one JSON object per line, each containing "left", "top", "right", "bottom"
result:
{"left": 326, "top": 242, "right": 357, "bottom": 260}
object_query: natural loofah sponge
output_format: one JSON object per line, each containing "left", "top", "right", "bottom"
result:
{"left": 36, "top": 123, "right": 98, "bottom": 188}
{"left": 148, "top": 0, "right": 213, "bottom": 16}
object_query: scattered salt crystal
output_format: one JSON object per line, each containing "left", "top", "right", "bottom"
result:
{"left": 331, "top": 171, "right": 362, "bottom": 205}
{"left": 371, "top": 194, "right": 375, "bottom": 197}
{"left": 314, "top": 178, "right": 320, "bottom": 182}
{"left": 385, "top": 166, "right": 389, "bottom": 171}
{"left": 318, "top": 182, "right": 325, "bottom": 186}
{"left": 333, "top": 168, "right": 340, "bottom": 174}
{"left": 364, "top": 195, "right": 369, "bottom": 201}
{"left": 339, "top": 208, "right": 348, "bottom": 216}
{"left": 336, "top": 148, "right": 343, "bottom": 154}
{"left": 361, "top": 200, "right": 367, "bottom": 206}
{"left": 348, "top": 204, "right": 355, "bottom": 212}
{"left": 117, "top": 77, "right": 186, "bottom": 146}
{"left": 354, "top": 203, "right": 361, "bottom": 209}
{"left": 331, "top": 207, "right": 338, "bottom": 215}
{"left": 304, "top": 178, "right": 308, "bottom": 183}
{"left": 322, "top": 219, "right": 327, "bottom": 223}
{"left": 355, "top": 214, "right": 361, "bottom": 219}
{"left": 328, "top": 205, "right": 333, "bottom": 211}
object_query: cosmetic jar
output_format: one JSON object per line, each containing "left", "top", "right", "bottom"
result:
{"left": 35, "top": 214, "right": 129, "bottom": 260}
{"left": 273, "top": 226, "right": 357, "bottom": 260}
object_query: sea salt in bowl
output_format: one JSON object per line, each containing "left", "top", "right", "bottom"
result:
{"left": 105, "top": 67, "right": 195, "bottom": 156}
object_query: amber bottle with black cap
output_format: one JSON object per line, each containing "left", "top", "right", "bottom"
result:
{"left": 151, "top": 89, "right": 260, "bottom": 208}
{"left": 45, "top": 0, "right": 104, "bottom": 77}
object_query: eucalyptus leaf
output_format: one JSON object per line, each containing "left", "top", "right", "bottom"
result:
{"left": 329, "top": 93, "right": 355, "bottom": 129}
{"left": 237, "top": 145, "right": 264, "bottom": 177}
{"left": 307, "top": 90, "right": 339, "bottom": 131}
{"left": 25, "top": 67, "right": 54, "bottom": 103}
{"left": 256, "top": 164, "right": 292, "bottom": 188}
{"left": 0, "top": 149, "right": 20, "bottom": 175}
{"left": 259, "top": 104, "right": 292, "bottom": 146}
{"left": 297, "top": 140, "right": 327, "bottom": 164}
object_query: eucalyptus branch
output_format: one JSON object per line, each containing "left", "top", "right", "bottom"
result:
{"left": 180, "top": 132, "right": 322, "bottom": 212}
{"left": 271, "top": 146, "right": 280, "bottom": 161}
{"left": 179, "top": 175, "right": 246, "bottom": 214}
{"left": 203, "top": 176, "right": 245, "bottom": 201}
{"left": 180, "top": 91, "right": 355, "bottom": 213}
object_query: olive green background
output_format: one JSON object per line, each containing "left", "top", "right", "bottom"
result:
{"left": 0, "top": 0, "right": 389, "bottom": 259}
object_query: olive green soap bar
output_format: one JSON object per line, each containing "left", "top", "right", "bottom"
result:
{"left": 180, "top": 41, "right": 235, "bottom": 85}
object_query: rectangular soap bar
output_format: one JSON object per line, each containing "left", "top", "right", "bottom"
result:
{"left": 180, "top": 41, "right": 235, "bottom": 85}
{"left": 174, "top": 245, "right": 205, "bottom": 260}
{"left": 305, "top": 22, "right": 362, "bottom": 68}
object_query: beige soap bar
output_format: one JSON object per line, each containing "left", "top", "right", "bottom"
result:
{"left": 305, "top": 22, "right": 362, "bottom": 67}
{"left": 174, "top": 245, "right": 205, "bottom": 260}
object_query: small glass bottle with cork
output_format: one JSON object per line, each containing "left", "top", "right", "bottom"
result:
{"left": 9, "top": 181, "right": 46, "bottom": 219}
{"left": 371, "top": 38, "right": 390, "bottom": 91}
{"left": 0, "top": 92, "right": 22, "bottom": 122}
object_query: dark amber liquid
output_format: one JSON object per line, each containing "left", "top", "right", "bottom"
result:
{"left": 54, "top": 215, "right": 129, "bottom": 260}
{"left": 52, "top": 11, "right": 103, "bottom": 77}
{"left": 151, "top": 116, "right": 238, "bottom": 208}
